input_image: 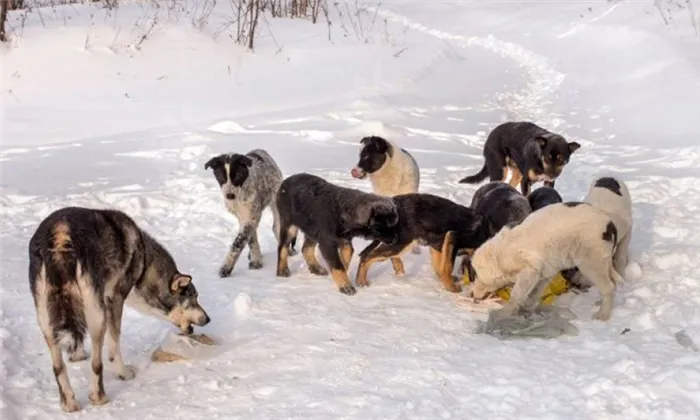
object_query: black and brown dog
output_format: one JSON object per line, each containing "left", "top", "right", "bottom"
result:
{"left": 354, "top": 193, "right": 493, "bottom": 293}
{"left": 459, "top": 121, "right": 581, "bottom": 195}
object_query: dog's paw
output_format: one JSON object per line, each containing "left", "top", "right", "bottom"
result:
{"left": 61, "top": 398, "right": 81, "bottom": 413}
{"left": 308, "top": 265, "right": 329, "bottom": 276}
{"left": 339, "top": 284, "right": 357, "bottom": 296}
{"left": 446, "top": 282, "right": 463, "bottom": 293}
{"left": 68, "top": 347, "right": 88, "bottom": 362}
{"left": 276, "top": 267, "right": 291, "bottom": 278}
{"left": 218, "top": 265, "right": 233, "bottom": 278}
{"left": 356, "top": 278, "right": 370, "bottom": 288}
{"left": 592, "top": 309, "right": 611, "bottom": 322}
{"left": 89, "top": 391, "right": 109, "bottom": 406}
{"left": 248, "top": 260, "right": 263, "bottom": 270}
{"left": 117, "top": 365, "right": 137, "bottom": 381}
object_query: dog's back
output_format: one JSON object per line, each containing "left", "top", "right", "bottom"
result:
{"left": 28, "top": 207, "right": 143, "bottom": 353}
{"left": 393, "top": 193, "right": 491, "bottom": 250}
{"left": 470, "top": 182, "right": 531, "bottom": 232}
{"left": 583, "top": 176, "right": 632, "bottom": 232}
{"left": 371, "top": 144, "right": 420, "bottom": 196}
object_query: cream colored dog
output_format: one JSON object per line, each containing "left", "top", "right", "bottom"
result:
{"left": 466, "top": 201, "right": 624, "bottom": 321}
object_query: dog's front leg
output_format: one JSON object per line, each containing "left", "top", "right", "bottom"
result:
{"left": 319, "top": 240, "right": 356, "bottom": 295}
{"left": 219, "top": 224, "right": 255, "bottom": 278}
{"left": 247, "top": 228, "right": 264, "bottom": 270}
{"left": 501, "top": 267, "right": 541, "bottom": 316}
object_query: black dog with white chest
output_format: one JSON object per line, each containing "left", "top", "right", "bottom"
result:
{"left": 355, "top": 193, "right": 494, "bottom": 293}
{"left": 459, "top": 121, "right": 581, "bottom": 195}
{"left": 275, "top": 173, "right": 400, "bottom": 296}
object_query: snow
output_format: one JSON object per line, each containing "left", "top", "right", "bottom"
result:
{"left": 1, "top": 0, "right": 700, "bottom": 418}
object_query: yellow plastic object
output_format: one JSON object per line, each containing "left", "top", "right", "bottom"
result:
{"left": 463, "top": 271, "right": 570, "bottom": 305}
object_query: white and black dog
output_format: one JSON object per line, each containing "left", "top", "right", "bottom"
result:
{"left": 28, "top": 206, "right": 210, "bottom": 412}
{"left": 276, "top": 173, "right": 400, "bottom": 296}
{"left": 205, "top": 149, "right": 297, "bottom": 278}
{"left": 351, "top": 135, "right": 421, "bottom": 254}
{"left": 466, "top": 201, "right": 624, "bottom": 321}
{"left": 562, "top": 176, "right": 633, "bottom": 289}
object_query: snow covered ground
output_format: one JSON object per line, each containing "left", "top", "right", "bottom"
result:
{"left": 2, "top": 0, "right": 700, "bottom": 418}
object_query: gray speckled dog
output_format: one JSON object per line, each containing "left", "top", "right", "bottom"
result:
{"left": 205, "top": 149, "right": 297, "bottom": 278}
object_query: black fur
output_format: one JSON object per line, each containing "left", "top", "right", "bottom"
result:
{"left": 602, "top": 221, "right": 618, "bottom": 244}
{"left": 594, "top": 177, "right": 623, "bottom": 197}
{"left": 458, "top": 121, "right": 581, "bottom": 195}
{"left": 563, "top": 201, "right": 587, "bottom": 207}
{"left": 275, "top": 173, "right": 400, "bottom": 295}
{"left": 469, "top": 182, "right": 531, "bottom": 235}
{"left": 355, "top": 136, "right": 394, "bottom": 175}
{"left": 356, "top": 193, "right": 494, "bottom": 292}
{"left": 527, "top": 186, "right": 563, "bottom": 211}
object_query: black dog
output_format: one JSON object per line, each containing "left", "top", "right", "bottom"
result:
{"left": 470, "top": 182, "right": 532, "bottom": 231}
{"left": 355, "top": 193, "right": 493, "bottom": 293}
{"left": 527, "top": 186, "right": 563, "bottom": 212}
{"left": 275, "top": 173, "right": 400, "bottom": 295}
{"left": 459, "top": 121, "right": 581, "bottom": 195}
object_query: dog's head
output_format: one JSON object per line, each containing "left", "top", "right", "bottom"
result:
{"left": 167, "top": 273, "right": 211, "bottom": 335}
{"left": 363, "top": 198, "right": 400, "bottom": 245}
{"left": 204, "top": 153, "right": 254, "bottom": 201}
{"left": 535, "top": 134, "right": 580, "bottom": 181}
{"left": 527, "top": 186, "right": 563, "bottom": 212}
{"left": 351, "top": 136, "right": 393, "bottom": 179}
{"left": 465, "top": 231, "right": 514, "bottom": 300}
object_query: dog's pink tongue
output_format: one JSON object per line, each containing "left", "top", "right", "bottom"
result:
{"left": 351, "top": 168, "right": 363, "bottom": 179}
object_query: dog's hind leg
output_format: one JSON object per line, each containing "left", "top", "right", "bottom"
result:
{"left": 613, "top": 231, "right": 631, "bottom": 276}
{"left": 106, "top": 294, "right": 136, "bottom": 381}
{"left": 45, "top": 334, "right": 81, "bottom": 412}
{"left": 319, "top": 240, "right": 356, "bottom": 295}
{"left": 80, "top": 273, "right": 109, "bottom": 407}
{"left": 302, "top": 236, "right": 328, "bottom": 276}
{"left": 276, "top": 223, "right": 298, "bottom": 278}
{"left": 271, "top": 201, "right": 297, "bottom": 256}
{"left": 577, "top": 260, "right": 616, "bottom": 321}
{"left": 356, "top": 240, "right": 412, "bottom": 288}
{"left": 429, "top": 231, "right": 461, "bottom": 293}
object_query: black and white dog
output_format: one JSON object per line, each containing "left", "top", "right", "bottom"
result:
{"left": 355, "top": 193, "right": 494, "bottom": 293}
{"left": 205, "top": 149, "right": 297, "bottom": 278}
{"left": 459, "top": 121, "right": 581, "bottom": 195}
{"left": 28, "top": 206, "right": 210, "bottom": 413}
{"left": 351, "top": 135, "right": 421, "bottom": 254}
{"left": 275, "top": 173, "right": 400, "bottom": 296}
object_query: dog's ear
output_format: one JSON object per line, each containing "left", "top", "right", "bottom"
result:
{"left": 170, "top": 273, "right": 192, "bottom": 294}
{"left": 240, "top": 155, "right": 253, "bottom": 167}
{"left": 462, "top": 255, "right": 477, "bottom": 283}
{"left": 568, "top": 142, "right": 581, "bottom": 154}
{"left": 204, "top": 156, "right": 223, "bottom": 171}
{"left": 535, "top": 136, "right": 547, "bottom": 148}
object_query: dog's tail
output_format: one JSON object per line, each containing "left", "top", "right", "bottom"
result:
{"left": 29, "top": 229, "right": 86, "bottom": 353}
{"left": 458, "top": 163, "right": 488, "bottom": 184}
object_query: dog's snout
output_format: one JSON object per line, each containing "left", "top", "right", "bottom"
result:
{"left": 201, "top": 314, "right": 211, "bottom": 326}
{"left": 225, "top": 193, "right": 236, "bottom": 200}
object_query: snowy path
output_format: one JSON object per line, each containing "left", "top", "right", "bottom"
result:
{"left": 2, "top": 1, "right": 700, "bottom": 419}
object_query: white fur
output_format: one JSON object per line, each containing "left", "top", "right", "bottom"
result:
{"left": 583, "top": 176, "right": 633, "bottom": 274}
{"left": 469, "top": 202, "right": 624, "bottom": 321}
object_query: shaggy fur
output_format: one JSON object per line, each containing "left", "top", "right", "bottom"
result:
{"left": 563, "top": 176, "right": 634, "bottom": 289}
{"left": 275, "top": 173, "right": 400, "bottom": 295}
{"left": 355, "top": 193, "right": 493, "bottom": 293}
{"left": 28, "top": 207, "right": 210, "bottom": 413}
{"left": 458, "top": 121, "right": 581, "bottom": 195}
{"left": 205, "top": 149, "right": 297, "bottom": 278}
{"left": 466, "top": 202, "right": 624, "bottom": 321}
{"left": 527, "top": 186, "right": 563, "bottom": 212}
{"left": 351, "top": 135, "right": 422, "bottom": 255}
